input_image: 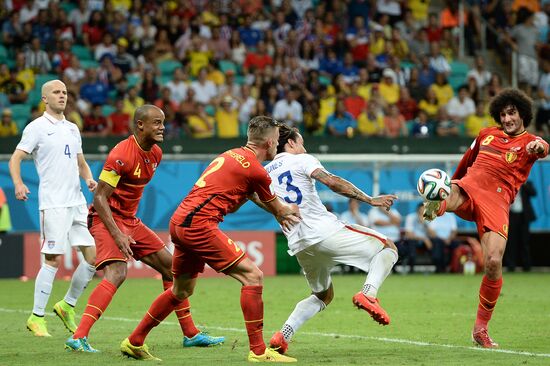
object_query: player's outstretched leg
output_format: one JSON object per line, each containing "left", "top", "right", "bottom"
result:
{"left": 269, "top": 294, "right": 327, "bottom": 354}
{"left": 353, "top": 246, "right": 398, "bottom": 325}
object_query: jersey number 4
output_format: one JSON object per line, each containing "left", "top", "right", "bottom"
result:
{"left": 278, "top": 171, "right": 302, "bottom": 205}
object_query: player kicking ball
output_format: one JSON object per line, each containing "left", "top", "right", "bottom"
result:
{"left": 265, "top": 124, "right": 399, "bottom": 355}
{"left": 422, "top": 89, "right": 548, "bottom": 347}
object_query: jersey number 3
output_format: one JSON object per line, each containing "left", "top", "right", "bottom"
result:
{"left": 195, "top": 157, "right": 225, "bottom": 188}
{"left": 278, "top": 171, "right": 302, "bottom": 205}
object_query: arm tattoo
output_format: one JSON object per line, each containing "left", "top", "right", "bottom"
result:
{"left": 311, "top": 168, "right": 371, "bottom": 203}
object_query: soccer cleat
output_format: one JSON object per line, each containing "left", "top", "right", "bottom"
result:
{"left": 53, "top": 300, "right": 77, "bottom": 333}
{"left": 26, "top": 314, "right": 51, "bottom": 337}
{"left": 65, "top": 336, "right": 99, "bottom": 352}
{"left": 248, "top": 348, "right": 297, "bottom": 363}
{"left": 269, "top": 331, "right": 289, "bottom": 354}
{"left": 120, "top": 338, "right": 162, "bottom": 361}
{"left": 183, "top": 332, "right": 225, "bottom": 347}
{"left": 472, "top": 328, "right": 499, "bottom": 348}
{"left": 352, "top": 292, "right": 390, "bottom": 325}
{"left": 422, "top": 201, "right": 441, "bottom": 222}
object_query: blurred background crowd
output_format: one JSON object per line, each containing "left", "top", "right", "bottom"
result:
{"left": 1, "top": 0, "right": 550, "bottom": 140}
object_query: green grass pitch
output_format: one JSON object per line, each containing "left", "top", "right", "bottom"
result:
{"left": 0, "top": 273, "right": 549, "bottom": 365}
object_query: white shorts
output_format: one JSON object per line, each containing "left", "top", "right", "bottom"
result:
{"left": 295, "top": 224, "right": 388, "bottom": 293}
{"left": 40, "top": 205, "right": 95, "bottom": 255}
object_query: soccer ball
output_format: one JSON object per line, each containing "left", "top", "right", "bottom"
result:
{"left": 417, "top": 168, "right": 451, "bottom": 201}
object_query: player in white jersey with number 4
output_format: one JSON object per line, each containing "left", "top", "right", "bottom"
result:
{"left": 266, "top": 124, "right": 399, "bottom": 356}
{"left": 9, "top": 80, "right": 97, "bottom": 337}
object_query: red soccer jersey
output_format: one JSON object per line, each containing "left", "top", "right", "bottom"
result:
{"left": 95, "top": 135, "right": 162, "bottom": 218}
{"left": 171, "top": 146, "right": 276, "bottom": 226}
{"left": 453, "top": 127, "right": 549, "bottom": 204}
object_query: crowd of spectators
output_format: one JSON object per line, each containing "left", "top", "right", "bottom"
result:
{"left": 1, "top": 0, "right": 549, "bottom": 139}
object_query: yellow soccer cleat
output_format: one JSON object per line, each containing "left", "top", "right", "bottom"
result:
{"left": 248, "top": 347, "right": 297, "bottom": 363}
{"left": 26, "top": 314, "right": 52, "bottom": 337}
{"left": 53, "top": 300, "right": 77, "bottom": 333}
{"left": 120, "top": 338, "right": 162, "bottom": 361}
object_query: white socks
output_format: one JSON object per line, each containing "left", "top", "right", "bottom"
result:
{"left": 64, "top": 261, "right": 96, "bottom": 307}
{"left": 32, "top": 264, "right": 58, "bottom": 316}
{"left": 363, "top": 248, "right": 398, "bottom": 298}
{"left": 281, "top": 294, "right": 326, "bottom": 341}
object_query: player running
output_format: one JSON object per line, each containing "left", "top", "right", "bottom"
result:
{"left": 9, "top": 80, "right": 97, "bottom": 337}
{"left": 265, "top": 124, "right": 399, "bottom": 355}
{"left": 423, "top": 89, "right": 549, "bottom": 348}
{"left": 65, "top": 105, "right": 223, "bottom": 353}
{"left": 121, "top": 116, "right": 300, "bottom": 362}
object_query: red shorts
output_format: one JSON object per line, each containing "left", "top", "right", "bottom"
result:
{"left": 170, "top": 220, "right": 246, "bottom": 279}
{"left": 89, "top": 214, "right": 166, "bottom": 270}
{"left": 453, "top": 178, "right": 509, "bottom": 240}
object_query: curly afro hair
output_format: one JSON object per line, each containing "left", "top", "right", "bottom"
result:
{"left": 489, "top": 88, "right": 533, "bottom": 128}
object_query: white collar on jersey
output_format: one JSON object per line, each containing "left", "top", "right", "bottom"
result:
{"left": 43, "top": 111, "right": 66, "bottom": 124}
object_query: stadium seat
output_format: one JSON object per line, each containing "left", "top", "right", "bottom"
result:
{"left": 80, "top": 60, "right": 99, "bottom": 69}
{"left": 155, "top": 75, "right": 172, "bottom": 85}
{"left": 450, "top": 61, "right": 469, "bottom": 77}
{"left": 0, "top": 44, "right": 8, "bottom": 63}
{"left": 219, "top": 60, "right": 238, "bottom": 74}
{"left": 158, "top": 60, "right": 182, "bottom": 76}
{"left": 71, "top": 45, "right": 93, "bottom": 61}
{"left": 127, "top": 74, "right": 141, "bottom": 88}
{"left": 449, "top": 74, "right": 466, "bottom": 91}
{"left": 101, "top": 104, "right": 115, "bottom": 117}
{"left": 11, "top": 103, "right": 32, "bottom": 130}
{"left": 28, "top": 88, "right": 42, "bottom": 107}
{"left": 34, "top": 74, "right": 58, "bottom": 86}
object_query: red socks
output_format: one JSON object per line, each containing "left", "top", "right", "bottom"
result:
{"left": 241, "top": 285, "right": 266, "bottom": 355}
{"left": 475, "top": 275, "right": 503, "bottom": 329}
{"left": 128, "top": 289, "right": 181, "bottom": 346}
{"left": 73, "top": 279, "right": 117, "bottom": 339}
{"left": 163, "top": 281, "right": 200, "bottom": 338}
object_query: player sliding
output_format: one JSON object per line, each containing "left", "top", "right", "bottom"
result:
{"left": 423, "top": 89, "right": 548, "bottom": 348}
{"left": 266, "top": 124, "right": 399, "bottom": 355}
{"left": 121, "top": 116, "right": 301, "bottom": 362}
{"left": 65, "top": 105, "right": 223, "bottom": 353}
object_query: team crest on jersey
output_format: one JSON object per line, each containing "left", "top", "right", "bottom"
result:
{"left": 47, "top": 240, "right": 55, "bottom": 249}
{"left": 505, "top": 151, "right": 517, "bottom": 163}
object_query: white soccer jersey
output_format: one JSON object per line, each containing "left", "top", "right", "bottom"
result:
{"left": 266, "top": 152, "right": 344, "bottom": 255}
{"left": 16, "top": 112, "right": 86, "bottom": 210}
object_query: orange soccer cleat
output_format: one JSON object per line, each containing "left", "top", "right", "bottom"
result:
{"left": 352, "top": 292, "right": 390, "bottom": 325}
{"left": 269, "top": 331, "right": 289, "bottom": 354}
{"left": 472, "top": 328, "right": 499, "bottom": 348}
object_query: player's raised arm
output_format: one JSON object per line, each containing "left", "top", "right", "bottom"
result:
{"left": 9, "top": 149, "right": 31, "bottom": 201}
{"left": 311, "top": 168, "right": 397, "bottom": 210}
{"left": 93, "top": 180, "right": 135, "bottom": 259}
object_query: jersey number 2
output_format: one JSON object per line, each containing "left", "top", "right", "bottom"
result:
{"left": 195, "top": 157, "right": 225, "bottom": 188}
{"left": 278, "top": 171, "right": 302, "bottom": 205}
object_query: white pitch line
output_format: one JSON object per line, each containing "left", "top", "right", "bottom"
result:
{"left": 2, "top": 307, "right": 549, "bottom": 358}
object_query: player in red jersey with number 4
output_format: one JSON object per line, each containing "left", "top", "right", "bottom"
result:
{"left": 423, "top": 89, "right": 549, "bottom": 348}
{"left": 65, "top": 105, "right": 223, "bottom": 355}
{"left": 123, "top": 116, "right": 301, "bottom": 363}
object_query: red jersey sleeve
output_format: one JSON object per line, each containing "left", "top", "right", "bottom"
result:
{"left": 453, "top": 135, "right": 481, "bottom": 180}
{"left": 99, "top": 141, "right": 132, "bottom": 188}
{"left": 250, "top": 163, "right": 276, "bottom": 202}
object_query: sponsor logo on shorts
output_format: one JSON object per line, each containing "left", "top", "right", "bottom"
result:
{"left": 47, "top": 240, "right": 56, "bottom": 249}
